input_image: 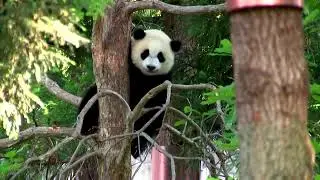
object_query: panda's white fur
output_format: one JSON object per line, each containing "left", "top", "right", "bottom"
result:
{"left": 131, "top": 29, "right": 175, "bottom": 76}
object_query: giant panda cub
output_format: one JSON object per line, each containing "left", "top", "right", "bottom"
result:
{"left": 78, "top": 28, "right": 181, "bottom": 158}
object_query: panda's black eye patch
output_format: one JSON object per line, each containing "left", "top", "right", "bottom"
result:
{"left": 157, "top": 52, "right": 165, "bottom": 63}
{"left": 141, "top": 49, "right": 149, "bottom": 60}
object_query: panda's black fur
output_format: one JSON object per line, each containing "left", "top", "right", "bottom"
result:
{"left": 78, "top": 28, "right": 181, "bottom": 158}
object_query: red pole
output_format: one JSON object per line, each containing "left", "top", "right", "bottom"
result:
{"left": 152, "top": 147, "right": 169, "bottom": 180}
{"left": 227, "top": 0, "right": 302, "bottom": 11}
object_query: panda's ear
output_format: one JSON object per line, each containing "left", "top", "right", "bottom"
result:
{"left": 170, "top": 40, "right": 181, "bottom": 52}
{"left": 133, "top": 29, "right": 146, "bottom": 40}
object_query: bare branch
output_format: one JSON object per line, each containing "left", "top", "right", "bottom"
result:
{"left": 125, "top": 1, "right": 225, "bottom": 15}
{"left": 168, "top": 106, "right": 228, "bottom": 177}
{"left": 10, "top": 137, "right": 74, "bottom": 180}
{"left": 41, "top": 76, "right": 81, "bottom": 106}
{"left": 0, "top": 127, "right": 74, "bottom": 148}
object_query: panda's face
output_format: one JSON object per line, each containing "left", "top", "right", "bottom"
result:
{"left": 131, "top": 29, "right": 181, "bottom": 76}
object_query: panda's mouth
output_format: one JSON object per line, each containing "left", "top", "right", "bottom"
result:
{"left": 147, "top": 69, "right": 158, "bottom": 73}
{"left": 146, "top": 69, "right": 159, "bottom": 74}
{"left": 140, "top": 67, "right": 160, "bottom": 76}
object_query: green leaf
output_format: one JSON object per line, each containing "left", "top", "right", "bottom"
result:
{"left": 312, "top": 139, "right": 320, "bottom": 154}
{"left": 208, "top": 39, "right": 232, "bottom": 57}
{"left": 214, "top": 133, "right": 239, "bottom": 151}
{"left": 202, "top": 109, "right": 216, "bottom": 118}
{"left": 310, "top": 84, "right": 320, "bottom": 102}
{"left": 201, "top": 83, "right": 235, "bottom": 105}
{"left": 207, "top": 177, "right": 220, "bottom": 180}
{"left": 4, "top": 151, "right": 16, "bottom": 159}
{"left": 304, "top": 9, "right": 320, "bottom": 26}
{"left": 174, "top": 120, "right": 186, "bottom": 127}
{"left": 184, "top": 106, "right": 192, "bottom": 113}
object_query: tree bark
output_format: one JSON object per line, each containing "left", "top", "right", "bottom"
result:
{"left": 230, "top": 8, "right": 315, "bottom": 179}
{"left": 92, "top": 1, "right": 132, "bottom": 179}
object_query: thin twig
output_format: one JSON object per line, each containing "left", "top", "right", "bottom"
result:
{"left": 71, "top": 161, "right": 85, "bottom": 180}
{"left": 67, "top": 134, "right": 97, "bottom": 167}
{"left": 168, "top": 106, "right": 228, "bottom": 177}
{"left": 10, "top": 137, "right": 74, "bottom": 180}
{"left": 164, "top": 123, "right": 196, "bottom": 146}
{"left": 59, "top": 151, "right": 102, "bottom": 179}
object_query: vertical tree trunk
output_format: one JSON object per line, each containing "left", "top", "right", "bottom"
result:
{"left": 92, "top": 1, "right": 132, "bottom": 179}
{"left": 230, "top": 8, "right": 315, "bottom": 179}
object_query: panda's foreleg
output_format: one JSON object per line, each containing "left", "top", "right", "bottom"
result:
{"left": 78, "top": 85, "right": 100, "bottom": 136}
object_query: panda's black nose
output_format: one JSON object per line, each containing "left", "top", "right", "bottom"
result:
{"left": 147, "top": 65, "right": 156, "bottom": 71}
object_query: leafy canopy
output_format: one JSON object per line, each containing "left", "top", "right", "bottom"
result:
{"left": 0, "top": 0, "right": 90, "bottom": 139}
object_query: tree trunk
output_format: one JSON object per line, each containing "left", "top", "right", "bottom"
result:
{"left": 230, "top": 8, "right": 315, "bottom": 179}
{"left": 92, "top": 1, "right": 132, "bottom": 179}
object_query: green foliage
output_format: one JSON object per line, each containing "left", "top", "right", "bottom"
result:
{"left": 200, "top": 83, "right": 238, "bottom": 147}
{"left": 0, "top": 0, "right": 89, "bottom": 138}
{"left": 201, "top": 83, "right": 235, "bottom": 105}
{"left": 312, "top": 139, "right": 320, "bottom": 154}
{"left": 214, "top": 132, "right": 239, "bottom": 151}
{"left": 0, "top": 147, "right": 26, "bottom": 178}
{"left": 207, "top": 177, "right": 219, "bottom": 180}
{"left": 74, "top": 0, "right": 113, "bottom": 19}
{"left": 304, "top": 0, "right": 320, "bottom": 27}
{"left": 303, "top": 0, "right": 320, "bottom": 83}
{"left": 32, "top": 57, "right": 94, "bottom": 127}
{"left": 178, "top": 82, "right": 238, "bottom": 154}
{"left": 311, "top": 84, "right": 320, "bottom": 102}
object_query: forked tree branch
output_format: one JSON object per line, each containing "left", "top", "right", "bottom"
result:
{"left": 125, "top": 1, "right": 225, "bottom": 15}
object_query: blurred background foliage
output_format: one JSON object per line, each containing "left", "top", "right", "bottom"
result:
{"left": 0, "top": 0, "right": 319, "bottom": 179}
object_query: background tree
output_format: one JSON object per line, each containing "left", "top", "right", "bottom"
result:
{"left": 229, "top": 2, "right": 315, "bottom": 179}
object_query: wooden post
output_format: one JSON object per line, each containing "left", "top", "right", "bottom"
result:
{"left": 228, "top": 0, "right": 315, "bottom": 179}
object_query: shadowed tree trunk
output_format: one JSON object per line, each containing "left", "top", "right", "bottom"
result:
{"left": 230, "top": 7, "right": 315, "bottom": 179}
{"left": 92, "top": 1, "right": 132, "bottom": 179}
{"left": 162, "top": 1, "right": 200, "bottom": 179}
